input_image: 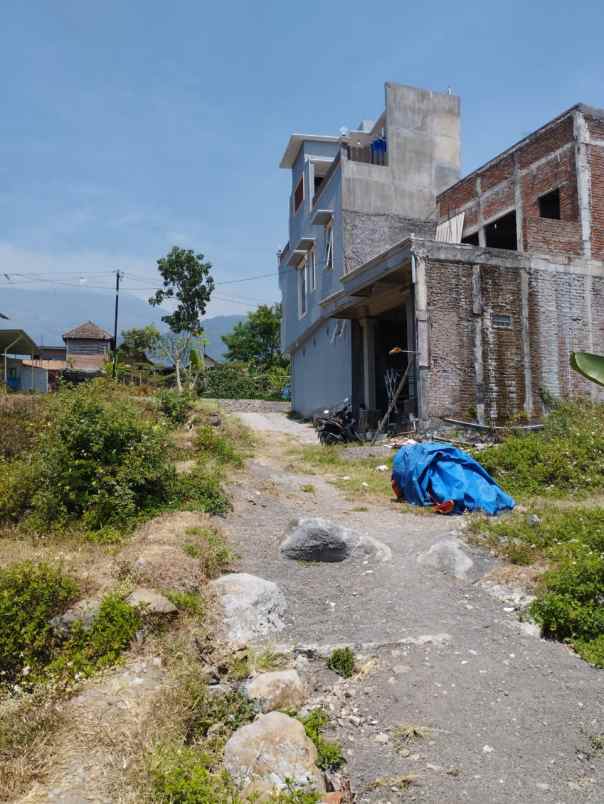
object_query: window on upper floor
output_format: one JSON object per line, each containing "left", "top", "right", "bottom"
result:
{"left": 538, "top": 188, "right": 561, "bottom": 220}
{"left": 325, "top": 221, "right": 334, "bottom": 270}
{"left": 485, "top": 210, "right": 517, "bottom": 251}
{"left": 298, "top": 262, "right": 307, "bottom": 318}
{"left": 293, "top": 176, "right": 304, "bottom": 214}
{"left": 307, "top": 248, "right": 317, "bottom": 292}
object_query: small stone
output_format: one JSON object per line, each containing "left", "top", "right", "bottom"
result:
{"left": 126, "top": 588, "right": 178, "bottom": 616}
{"left": 50, "top": 597, "right": 102, "bottom": 637}
{"left": 245, "top": 670, "right": 306, "bottom": 713}
{"left": 482, "top": 745, "right": 494, "bottom": 754}
{"left": 375, "top": 732, "right": 389, "bottom": 744}
{"left": 527, "top": 514, "right": 541, "bottom": 527}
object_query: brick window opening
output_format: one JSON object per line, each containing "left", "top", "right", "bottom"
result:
{"left": 492, "top": 313, "right": 513, "bottom": 329}
{"left": 485, "top": 210, "right": 517, "bottom": 251}
{"left": 293, "top": 176, "right": 304, "bottom": 213}
{"left": 538, "top": 188, "right": 561, "bottom": 220}
{"left": 461, "top": 231, "right": 480, "bottom": 246}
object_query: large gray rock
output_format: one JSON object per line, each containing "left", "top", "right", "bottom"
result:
{"left": 223, "top": 711, "right": 325, "bottom": 797}
{"left": 126, "top": 588, "right": 178, "bottom": 617}
{"left": 281, "top": 517, "right": 391, "bottom": 563}
{"left": 210, "top": 573, "right": 286, "bottom": 643}
{"left": 245, "top": 669, "right": 306, "bottom": 713}
{"left": 50, "top": 597, "right": 102, "bottom": 637}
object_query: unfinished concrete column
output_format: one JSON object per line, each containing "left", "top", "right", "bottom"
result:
{"left": 574, "top": 110, "right": 592, "bottom": 259}
{"left": 360, "top": 318, "right": 376, "bottom": 410}
{"left": 412, "top": 252, "right": 429, "bottom": 422}
{"left": 472, "top": 265, "right": 486, "bottom": 424}
{"left": 513, "top": 152, "right": 524, "bottom": 252}
{"left": 520, "top": 268, "right": 534, "bottom": 416}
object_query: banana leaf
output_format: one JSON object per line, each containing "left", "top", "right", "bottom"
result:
{"left": 570, "top": 352, "right": 604, "bottom": 387}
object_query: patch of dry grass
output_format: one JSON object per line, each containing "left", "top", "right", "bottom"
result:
{"left": 0, "top": 688, "right": 64, "bottom": 801}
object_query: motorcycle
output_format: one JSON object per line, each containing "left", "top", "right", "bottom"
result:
{"left": 314, "top": 399, "right": 362, "bottom": 446}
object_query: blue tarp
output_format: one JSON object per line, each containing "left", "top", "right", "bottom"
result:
{"left": 391, "top": 441, "right": 515, "bottom": 516}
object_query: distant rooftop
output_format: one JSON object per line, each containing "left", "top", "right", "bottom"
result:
{"left": 62, "top": 321, "right": 112, "bottom": 341}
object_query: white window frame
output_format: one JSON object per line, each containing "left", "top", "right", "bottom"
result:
{"left": 307, "top": 247, "right": 317, "bottom": 292}
{"left": 297, "top": 262, "right": 307, "bottom": 318}
{"left": 324, "top": 221, "right": 334, "bottom": 270}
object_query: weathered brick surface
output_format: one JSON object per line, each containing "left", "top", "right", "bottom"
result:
{"left": 586, "top": 114, "right": 604, "bottom": 141}
{"left": 342, "top": 211, "right": 435, "bottom": 274}
{"left": 528, "top": 267, "right": 604, "bottom": 401}
{"left": 423, "top": 260, "right": 475, "bottom": 418}
{"left": 517, "top": 117, "right": 574, "bottom": 169}
{"left": 437, "top": 111, "right": 582, "bottom": 256}
{"left": 482, "top": 182, "right": 515, "bottom": 223}
{"left": 423, "top": 254, "right": 604, "bottom": 421}
{"left": 525, "top": 218, "right": 582, "bottom": 255}
{"left": 590, "top": 144, "right": 604, "bottom": 260}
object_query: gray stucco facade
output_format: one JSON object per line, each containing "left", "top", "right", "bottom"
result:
{"left": 278, "top": 82, "right": 461, "bottom": 420}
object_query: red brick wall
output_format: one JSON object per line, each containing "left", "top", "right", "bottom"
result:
{"left": 423, "top": 260, "right": 476, "bottom": 418}
{"left": 590, "top": 144, "right": 604, "bottom": 260}
{"left": 525, "top": 218, "right": 582, "bottom": 256}
{"left": 423, "top": 256, "right": 604, "bottom": 421}
{"left": 424, "top": 259, "right": 526, "bottom": 422}
{"left": 437, "top": 113, "right": 581, "bottom": 255}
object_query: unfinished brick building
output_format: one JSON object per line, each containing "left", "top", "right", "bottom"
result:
{"left": 279, "top": 84, "right": 604, "bottom": 426}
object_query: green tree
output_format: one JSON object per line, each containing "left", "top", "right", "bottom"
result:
{"left": 222, "top": 304, "right": 287, "bottom": 368}
{"left": 149, "top": 247, "right": 215, "bottom": 390}
{"left": 118, "top": 325, "right": 161, "bottom": 363}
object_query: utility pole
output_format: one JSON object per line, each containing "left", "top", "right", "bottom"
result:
{"left": 112, "top": 270, "right": 122, "bottom": 379}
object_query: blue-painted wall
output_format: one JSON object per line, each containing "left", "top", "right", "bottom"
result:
{"left": 291, "top": 319, "right": 352, "bottom": 417}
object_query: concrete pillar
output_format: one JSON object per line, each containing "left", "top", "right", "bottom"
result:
{"left": 412, "top": 252, "right": 429, "bottom": 422}
{"left": 360, "top": 318, "right": 376, "bottom": 410}
{"left": 513, "top": 153, "right": 524, "bottom": 252}
{"left": 520, "top": 268, "right": 534, "bottom": 415}
{"left": 574, "top": 110, "right": 592, "bottom": 259}
{"left": 472, "top": 265, "right": 486, "bottom": 424}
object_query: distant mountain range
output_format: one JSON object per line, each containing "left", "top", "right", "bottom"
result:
{"left": 0, "top": 287, "right": 245, "bottom": 360}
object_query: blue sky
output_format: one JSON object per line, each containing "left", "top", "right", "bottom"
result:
{"left": 1, "top": 0, "right": 602, "bottom": 319}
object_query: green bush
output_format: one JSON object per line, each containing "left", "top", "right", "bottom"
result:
{"left": 196, "top": 425, "right": 242, "bottom": 466}
{"left": 47, "top": 594, "right": 141, "bottom": 679}
{"left": 529, "top": 542, "right": 604, "bottom": 665}
{"left": 327, "top": 647, "right": 355, "bottom": 678}
{"left": 469, "top": 506, "right": 604, "bottom": 566}
{"left": 0, "top": 382, "right": 177, "bottom": 531}
{"left": 150, "top": 744, "right": 238, "bottom": 803}
{"left": 173, "top": 465, "right": 230, "bottom": 516}
{"left": 476, "top": 400, "right": 604, "bottom": 499}
{"left": 203, "top": 364, "right": 286, "bottom": 400}
{"left": 0, "top": 562, "right": 79, "bottom": 684}
{"left": 157, "top": 389, "right": 195, "bottom": 426}
{"left": 0, "top": 398, "right": 46, "bottom": 460}
{"left": 299, "top": 709, "right": 344, "bottom": 771}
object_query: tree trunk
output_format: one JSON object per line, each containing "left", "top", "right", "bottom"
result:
{"left": 175, "top": 358, "right": 183, "bottom": 393}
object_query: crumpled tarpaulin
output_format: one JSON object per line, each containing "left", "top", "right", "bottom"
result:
{"left": 391, "top": 441, "right": 515, "bottom": 516}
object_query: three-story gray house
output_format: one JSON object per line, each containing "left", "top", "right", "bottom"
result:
{"left": 278, "top": 82, "right": 460, "bottom": 425}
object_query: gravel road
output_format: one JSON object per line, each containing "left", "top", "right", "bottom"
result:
{"left": 222, "top": 410, "right": 603, "bottom": 804}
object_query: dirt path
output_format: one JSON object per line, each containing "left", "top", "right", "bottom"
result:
{"left": 223, "top": 411, "right": 604, "bottom": 804}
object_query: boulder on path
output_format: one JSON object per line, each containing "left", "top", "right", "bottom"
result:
{"left": 281, "top": 517, "right": 390, "bottom": 563}
{"left": 417, "top": 539, "right": 474, "bottom": 580}
{"left": 126, "top": 588, "right": 178, "bottom": 617}
{"left": 223, "top": 711, "right": 325, "bottom": 797}
{"left": 210, "top": 573, "right": 286, "bottom": 643}
{"left": 245, "top": 669, "right": 306, "bottom": 713}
